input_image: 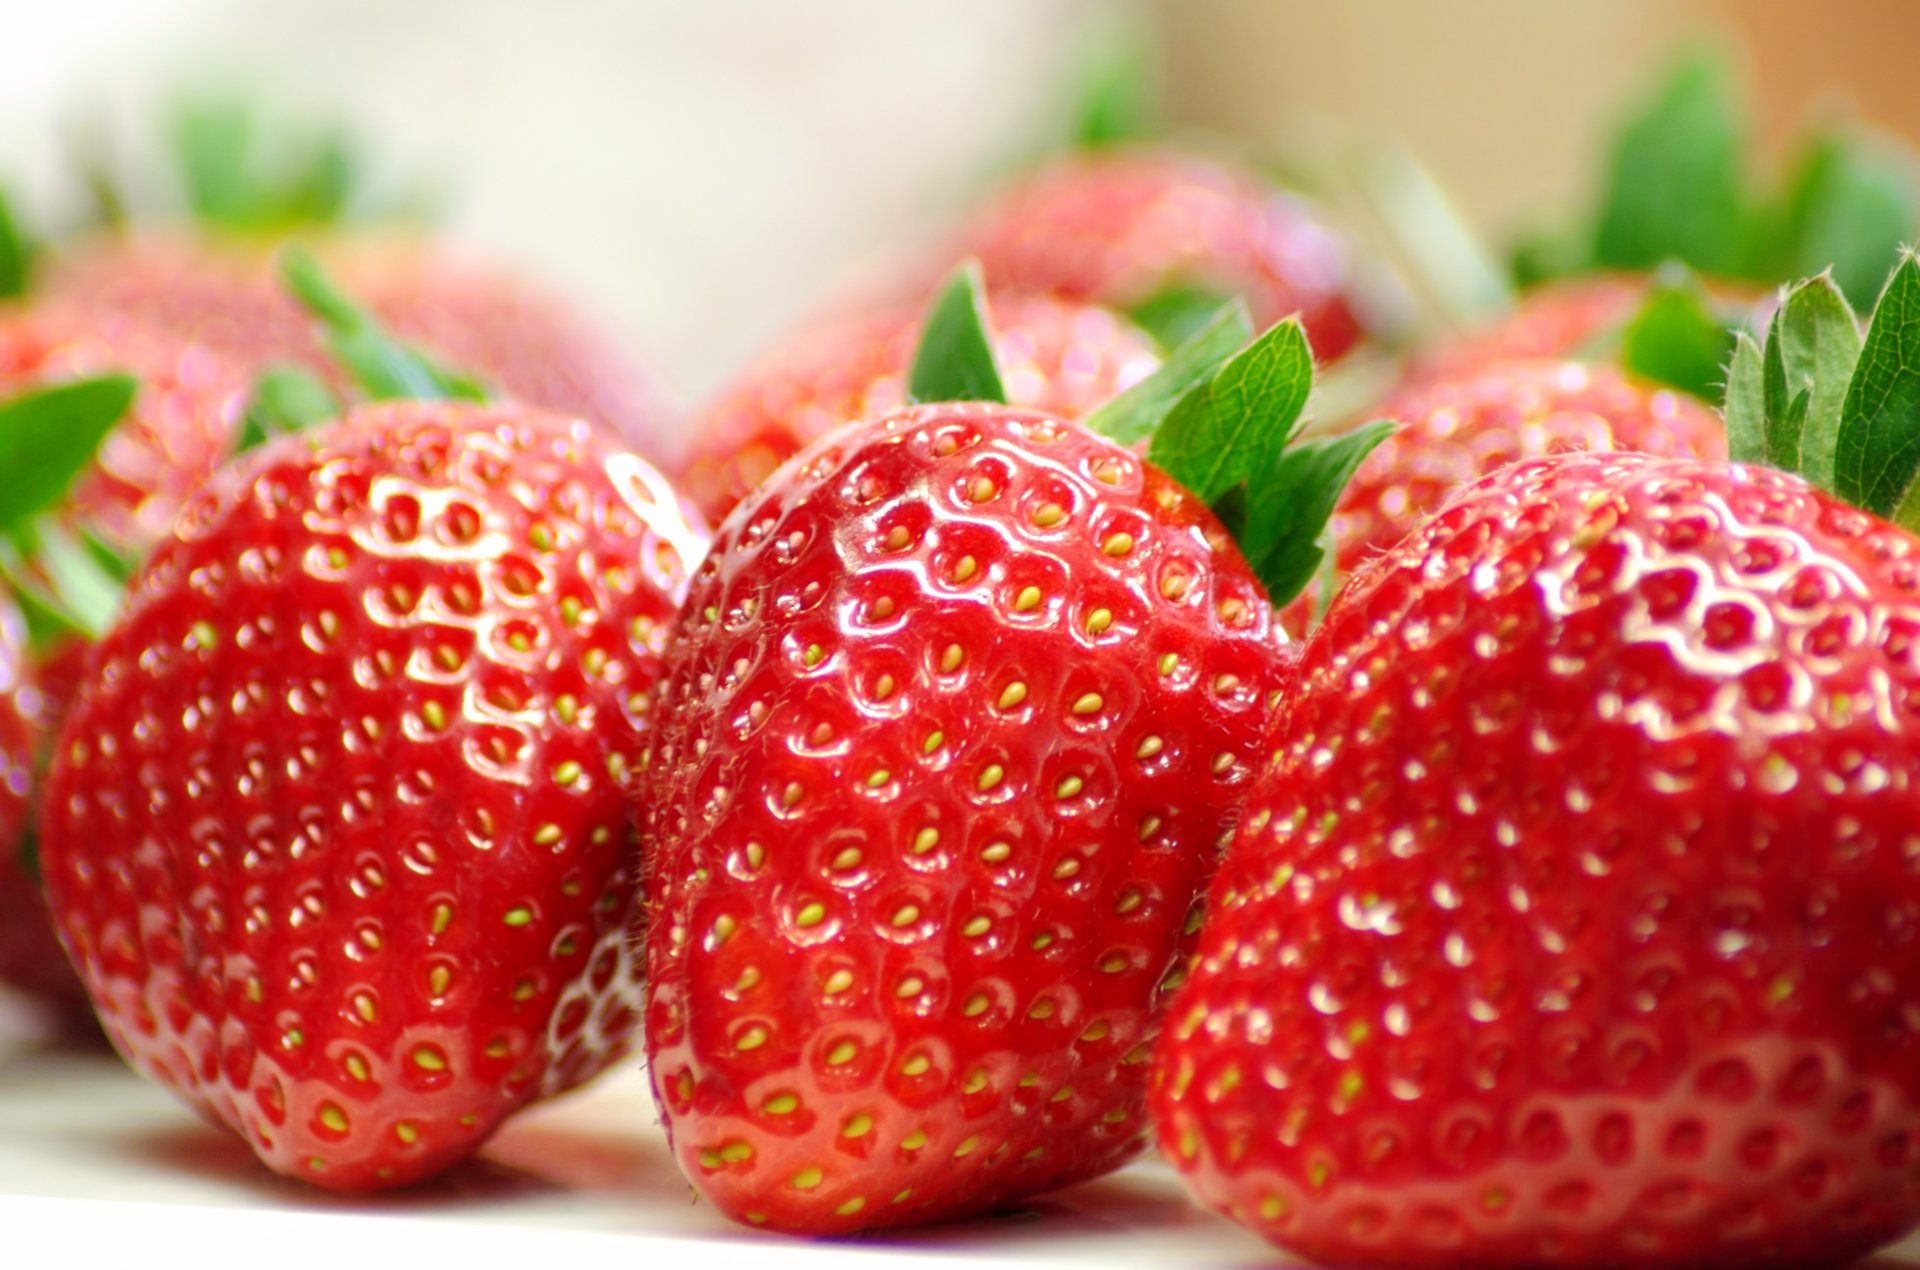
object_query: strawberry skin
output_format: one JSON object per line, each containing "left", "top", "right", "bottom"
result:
{"left": 0, "top": 590, "right": 72, "bottom": 1018}
{"left": 1411, "top": 276, "right": 1653, "bottom": 379}
{"left": 1157, "top": 451, "right": 1920, "bottom": 1267}
{"left": 956, "top": 148, "right": 1364, "bottom": 363}
{"left": 43, "top": 233, "right": 680, "bottom": 463}
{"left": 642, "top": 403, "right": 1284, "bottom": 1232}
{"left": 677, "top": 294, "right": 1160, "bottom": 525}
{"left": 39, "top": 401, "right": 708, "bottom": 1191}
{"left": 1279, "top": 360, "right": 1726, "bottom": 636}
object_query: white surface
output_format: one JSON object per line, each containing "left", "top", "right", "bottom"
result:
{"left": 0, "top": 1044, "right": 1282, "bottom": 1269}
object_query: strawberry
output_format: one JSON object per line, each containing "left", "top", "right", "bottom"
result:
{"left": 1411, "top": 276, "right": 1654, "bottom": 380}
{"left": 638, "top": 269, "right": 1385, "bottom": 1232}
{"left": 952, "top": 147, "right": 1365, "bottom": 362}
{"left": 0, "top": 306, "right": 251, "bottom": 555}
{"left": 0, "top": 586, "right": 70, "bottom": 1021}
{"left": 1153, "top": 262, "right": 1920, "bottom": 1266}
{"left": 678, "top": 292, "right": 1161, "bottom": 525}
{"left": 37, "top": 382, "right": 708, "bottom": 1186}
{"left": 43, "top": 235, "right": 680, "bottom": 464}
{"left": 1277, "top": 357, "right": 1727, "bottom": 636}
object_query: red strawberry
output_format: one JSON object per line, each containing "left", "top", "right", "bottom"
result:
{"left": 954, "top": 147, "right": 1364, "bottom": 363}
{"left": 1278, "top": 359, "right": 1727, "bottom": 636}
{"left": 1154, "top": 262, "right": 1920, "bottom": 1266}
{"left": 637, "top": 269, "right": 1376, "bottom": 1233}
{"left": 0, "top": 588, "right": 75, "bottom": 1025}
{"left": 678, "top": 293, "right": 1160, "bottom": 525}
{"left": 42, "top": 233, "right": 680, "bottom": 463}
{"left": 38, "top": 400, "right": 708, "bottom": 1190}
{"left": 1411, "top": 276, "right": 1652, "bottom": 379}
{"left": 0, "top": 304, "right": 250, "bottom": 554}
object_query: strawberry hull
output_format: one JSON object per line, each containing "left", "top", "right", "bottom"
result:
{"left": 641, "top": 403, "right": 1287, "bottom": 1232}
{"left": 1155, "top": 452, "right": 1920, "bottom": 1266}
{"left": 39, "top": 402, "right": 708, "bottom": 1191}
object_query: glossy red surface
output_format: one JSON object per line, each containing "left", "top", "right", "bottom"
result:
{"left": 38, "top": 402, "right": 707, "bottom": 1192}
{"left": 1158, "top": 452, "right": 1920, "bottom": 1267}
{"left": 641, "top": 403, "right": 1286, "bottom": 1232}
{"left": 678, "top": 293, "right": 1160, "bottom": 526}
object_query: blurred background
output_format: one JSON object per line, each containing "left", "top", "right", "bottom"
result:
{"left": 5, "top": 0, "right": 1917, "bottom": 404}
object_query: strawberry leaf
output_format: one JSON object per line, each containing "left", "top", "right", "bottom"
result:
{"left": 906, "top": 261, "right": 1007, "bottom": 406}
{"left": 1835, "top": 255, "right": 1920, "bottom": 520}
{"left": 175, "top": 98, "right": 363, "bottom": 231}
{"left": 0, "top": 184, "right": 31, "bottom": 299}
{"left": 1149, "top": 317, "right": 1313, "bottom": 505}
{"left": 280, "top": 247, "right": 489, "bottom": 404}
{"left": 1770, "top": 274, "right": 1862, "bottom": 490}
{"left": 1083, "top": 301, "right": 1252, "bottom": 447}
{"left": 1127, "top": 285, "right": 1237, "bottom": 351}
{"left": 1761, "top": 129, "right": 1916, "bottom": 311}
{"left": 1239, "top": 419, "right": 1396, "bottom": 606}
{"left": 240, "top": 365, "right": 342, "bottom": 451}
{"left": 0, "top": 376, "right": 138, "bottom": 532}
{"left": 1069, "top": 28, "right": 1160, "bottom": 150}
{"left": 1724, "top": 331, "right": 1767, "bottom": 465}
{"left": 1593, "top": 49, "right": 1746, "bottom": 277}
{"left": 1618, "top": 275, "right": 1737, "bottom": 403}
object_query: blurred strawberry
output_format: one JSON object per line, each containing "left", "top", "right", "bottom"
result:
{"left": 953, "top": 147, "right": 1364, "bottom": 362}
{"left": 678, "top": 292, "right": 1160, "bottom": 524}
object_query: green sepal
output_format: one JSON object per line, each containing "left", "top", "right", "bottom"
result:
{"left": 1068, "top": 27, "right": 1160, "bottom": 151}
{"left": 0, "top": 376, "right": 138, "bottom": 532}
{"left": 280, "top": 247, "right": 489, "bottom": 404}
{"left": 1618, "top": 273, "right": 1738, "bottom": 403}
{"left": 1127, "top": 285, "right": 1238, "bottom": 352}
{"left": 1757, "top": 128, "right": 1917, "bottom": 311}
{"left": 0, "top": 526, "right": 121, "bottom": 647}
{"left": 174, "top": 97, "right": 363, "bottom": 232}
{"left": 1592, "top": 49, "right": 1746, "bottom": 278}
{"left": 0, "top": 184, "right": 32, "bottom": 299}
{"left": 240, "top": 365, "right": 343, "bottom": 452}
{"left": 1238, "top": 419, "right": 1397, "bottom": 606}
{"left": 1149, "top": 318, "right": 1313, "bottom": 505}
{"left": 905, "top": 261, "right": 1007, "bottom": 407}
{"left": 1083, "top": 301, "right": 1252, "bottom": 447}
{"left": 1836, "top": 254, "right": 1920, "bottom": 522}
{"left": 1768, "top": 274, "right": 1862, "bottom": 489}
{"left": 1723, "top": 331, "right": 1767, "bottom": 465}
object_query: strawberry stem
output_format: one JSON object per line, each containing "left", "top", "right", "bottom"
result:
{"left": 280, "top": 247, "right": 489, "bottom": 404}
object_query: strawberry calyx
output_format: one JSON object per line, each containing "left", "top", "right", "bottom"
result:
{"left": 1726, "top": 252, "right": 1920, "bottom": 529}
{"left": 1519, "top": 48, "right": 1919, "bottom": 310}
{"left": 908, "top": 262, "right": 1390, "bottom": 606}
{"left": 0, "top": 375, "right": 140, "bottom": 644}
{"left": 279, "top": 246, "right": 489, "bottom": 404}
{"left": 1610, "top": 267, "right": 1742, "bottom": 402}
{"left": 0, "top": 182, "right": 31, "bottom": 299}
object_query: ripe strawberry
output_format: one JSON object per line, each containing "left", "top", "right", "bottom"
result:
{"left": 678, "top": 292, "right": 1160, "bottom": 525}
{"left": 1412, "top": 276, "right": 1652, "bottom": 379}
{"left": 638, "top": 270, "right": 1380, "bottom": 1232}
{"left": 953, "top": 147, "right": 1364, "bottom": 363}
{"left": 1153, "top": 264, "right": 1920, "bottom": 1267}
{"left": 38, "top": 400, "right": 708, "bottom": 1191}
{"left": 1277, "top": 358, "right": 1727, "bottom": 636}
{"left": 42, "top": 234, "right": 680, "bottom": 464}
{"left": 0, "top": 304, "right": 251, "bottom": 554}
{"left": 0, "top": 587, "right": 75, "bottom": 1023}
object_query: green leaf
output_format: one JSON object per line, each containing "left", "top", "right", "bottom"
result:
{"left": 1510, "top": 223, "right": 1592, "bottom": 290}
{"left": 280, "top": 247, "right": 488, "bottom": 404}
{"left": 240, "top": 365, "right": 342, "bottom": 451}
{"left": 0, "top": 184, "right": 31, "bottom": 299}
{"left": 1127, "top": 285, "right": 1238, "bottom": 351}
{"left": 31, "top": 524, "right": 125, "bottom": 638}
{"left": 905, "top": 261, "right": 1007, "bottom": 406}
{"left": 174, "top": 98, "right": 365, "bottom": 231}
{"left": 1593, "top": 49, "right": 1746, "bottom": 277}
{"left": 1761, "top": 305, "right": 1799, "bottom": 472}
{"left": 1835, "top": 255, "right": 1920, "bottom": 520}
{"left": 1762, "top": 129, "right": 1917, "bottom": 311}
{"left": 1724, "top": 331, "right": 1767, "bottom": 465}
{"left": 1069, "top": 28, "right": 1160, "bottom": 150}
{"left": 1241, "top": 419, "right": 1397, "bottom": 606}
{"left": 1770, "top": 274, "right": 1863, "bottom": 491}
{"left": 0, "top": 376, "right": 138, "bottom": 531}
{"left": 1618, "top": 276, "right": 1738, "bottom": 403}
{"left": 175, "top": 98, "right": 257, "bottom": 227}
{"left": 1148, "top": 318, "right": 1314, "bottom": 504}
{"left": 1083, "top": 301, "right": 1252, "bottom": 447}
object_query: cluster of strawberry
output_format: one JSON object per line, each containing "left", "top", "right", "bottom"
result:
{"left": 7, "top": 54, "right": 1920, "bottom": 1270}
